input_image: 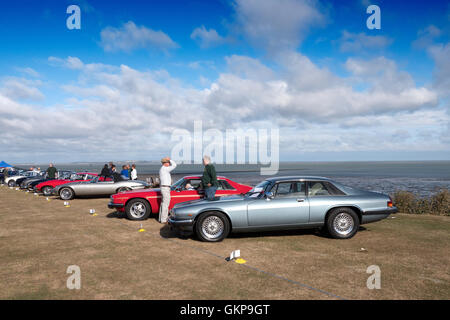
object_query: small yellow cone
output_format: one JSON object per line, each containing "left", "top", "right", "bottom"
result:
{"left": 139, "top": 228, "right": 146, "bottom": 232}
{"left": 92, "top": 213, "right": 98, "bottom": 216}
{"left": 235, "top": 258, "right": 247, "bottom": 264}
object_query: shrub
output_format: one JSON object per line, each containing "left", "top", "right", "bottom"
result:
{"left": 391, "top": 189, "right": 450, "bottom": 216}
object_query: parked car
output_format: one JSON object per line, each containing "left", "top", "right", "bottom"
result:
{"left": 21, "top": 170, "right": 73, "bottom": 191}
{"left": 5, "top": 170, "right": 41, "bottom": 187}
{"left": 108, "top": 176, "right": 252, "bottom": 220}
{"left": 54, "top": 175, "right": 150, "bottom": 200}
{"left": 167, "top": 176, "right": 398, "bottom": 242}
{"left": 35, "top": 172, "right": 98, "bottom": 196}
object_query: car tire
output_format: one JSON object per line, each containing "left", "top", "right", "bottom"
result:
{"left": 42, "top": 186, "right": 53, "bottom": 196}
{"left": 125, "top": 199, "right": 151, "bottom": 220}
{"left": 195, "top": 211, "right": 230, "bottom": 242}
{"left": 59, "top": 187, "right": 74, "bottom": 200}
{"left": 8, "top": 180, "right": 15, "bottom": 187}
{"left": 326, "top": 207, "right": 359, "bottom": 239}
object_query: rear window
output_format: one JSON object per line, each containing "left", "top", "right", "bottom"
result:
{"left": 307, "top": 181, "right": 346, "bottom": 196}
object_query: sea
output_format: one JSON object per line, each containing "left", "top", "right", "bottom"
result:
{"left": 14, "top": 161, "right": 450, "bottom": 197}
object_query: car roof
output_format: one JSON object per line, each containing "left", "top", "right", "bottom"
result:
{"left": 264, "top": 176, "right": 332, "bottom": 183}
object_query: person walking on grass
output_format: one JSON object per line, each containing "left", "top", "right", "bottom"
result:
{"left": 201, "top": 155, "right": 218, "bottom": 200}
{"left": 159, "top": 157, "right": 177, "bottom": 224}
{"left": 46, "top": 163, "right": 57, "bottom": 180}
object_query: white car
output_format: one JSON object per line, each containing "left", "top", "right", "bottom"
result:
{"left": 5, "top": 171, "right": 41, "bottom": 187}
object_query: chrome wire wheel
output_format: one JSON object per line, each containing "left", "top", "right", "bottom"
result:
{"left": 130, "top": 202, "right": 147, "bottom": 219}
{"left": 43, "top": 186, "right": 53, "bottom": 196}
{"left": 333, "top": 212, "right": 354, "bottom": 236}
{"left": 60, "top": 188, "right": 73, "bottom": 200}
{"left": 201, "top": 215, "right": 224, "bottom": 240}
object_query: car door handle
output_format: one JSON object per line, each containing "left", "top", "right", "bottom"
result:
{"left": 297, "top": 199, "right": 305, "bottom": 202}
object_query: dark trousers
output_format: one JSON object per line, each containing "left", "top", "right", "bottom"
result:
{"left": 205, "top": 186, "right": 217, "bottom": 200}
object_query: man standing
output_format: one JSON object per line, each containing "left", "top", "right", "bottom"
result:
{"left": 201, "top": 155, "right": 218, "bottom": 200}
{"left": 46, "top": 163, "right": 57, "bottom": 180}
{"left": 159, "top": 157, "right": 176, "bottom": 224}
{"left": 130, "top": 164, "right": 137, "bottom": 180}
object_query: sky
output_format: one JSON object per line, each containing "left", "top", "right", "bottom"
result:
{"left": 0, "top": 0, "right": 449, "bottom": 163}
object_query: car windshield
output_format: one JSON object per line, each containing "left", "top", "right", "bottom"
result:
{"left": 246, "top": 180, "right": 271, "bottom": 198}
{"left": 171, "top": 178, "right": 186, "bottom": 190}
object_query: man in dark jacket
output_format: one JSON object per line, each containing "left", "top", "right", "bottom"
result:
{"left": 201, "top": 155, "right": 218, "bottom": 200}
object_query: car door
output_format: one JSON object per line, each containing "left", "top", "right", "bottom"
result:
{"left": 247, "top": 181, "right": 310, "bottom": 226}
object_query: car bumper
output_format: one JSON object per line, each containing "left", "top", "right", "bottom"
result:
{"left": 168, "top": 217, "right": 194, "bottom": 234}
{"left": 108, "top": 202, "right": 124, "bottom": 209}
{"left": 361, "top": 206, "right": 398, "bottom": 224}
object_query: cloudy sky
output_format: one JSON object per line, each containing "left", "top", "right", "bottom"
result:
{"left": 0, "top": 0, "right": 449, "bottom": 163}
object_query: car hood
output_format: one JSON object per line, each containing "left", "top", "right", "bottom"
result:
{"left": 118, "top": 187, "right": 159, "bottom": 196}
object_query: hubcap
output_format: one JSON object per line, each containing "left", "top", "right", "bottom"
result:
{"left": 130, "top": 202, "right": 146, "bottom": 218}
{"left": 201, "top": 216, "right": 224, "bottom": 239}
{"left": 333, "top": 212, "right": 354, "bottom": 236}
{"left": 61, "top": 189, "right": 72, "bottom": 199}
{"left": 44, "top": 187, "right": 52, "bottom": 195}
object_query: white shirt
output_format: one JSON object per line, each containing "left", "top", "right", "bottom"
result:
{"left": 159, "top": 160, "right": 176, "bottom": 186}
{"left": 131, "top": 168, "right": 137, "bottom": 180}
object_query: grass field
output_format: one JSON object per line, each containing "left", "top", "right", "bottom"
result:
{"left": 0, "top": 185, "right": 449, "bottom": 300}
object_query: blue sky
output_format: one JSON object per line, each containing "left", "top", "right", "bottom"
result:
{"left": 0, "top": 0, "right": 449, "bottom": 163}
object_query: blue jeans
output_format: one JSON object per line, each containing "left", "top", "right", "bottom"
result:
{"left": 205, "top": 186, "right": 217, "bottom": 200}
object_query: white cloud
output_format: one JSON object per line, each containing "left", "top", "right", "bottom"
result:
{"left": 338, "top": 31, "right": 393, "bottom": 53}
{"left": 0, "top": 52, "right": 446, "bottom": 162}
{"left": 15, "top": 67, "right": 40, "bottom": 78}
{"left": 428, "top": 43, "right": 450, "bottom": 97}
{"left": 99, "top": 21, "right": 178, "bottom": 52}
{"left": 0, "top": 77, "right": 44, "bottom": 101}
{"left": 233, "top": 0, "right": 326, "bottom": 52}
{"left": 191, "top": 26, "right": 227, "bottom": 48}
{"left": 412, "top": 25, "right": 442, "bottom": 49}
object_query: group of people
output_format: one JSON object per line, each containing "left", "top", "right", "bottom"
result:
{"left": 100, "top": 162, "right": 138, "bottom": 182}
{"left": 158, "top": 155, "right": 218, "bottom": 224}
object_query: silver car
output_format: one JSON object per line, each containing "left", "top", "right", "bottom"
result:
{"left": 168, "top": 176, "right": 398, "bottom": 242}
{"left": 54, "top": 176, "right": 150, "bottom": 200}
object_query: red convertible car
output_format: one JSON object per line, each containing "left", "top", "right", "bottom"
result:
{"left": 108, "top": 175, "right": 252, "bottom": 220}
{"left": 36, "top": 172, "right": 98, "bottom": 196}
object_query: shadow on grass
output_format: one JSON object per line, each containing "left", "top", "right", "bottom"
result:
{"left": 161, "top": 225, "right": 369, "bottom": 241}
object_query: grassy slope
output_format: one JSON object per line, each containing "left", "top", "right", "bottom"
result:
{"left": 0, "top": 185, "right": 448, "bottom": 300}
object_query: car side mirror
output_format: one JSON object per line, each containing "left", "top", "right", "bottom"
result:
{"left": 265, "top": 192, "right": 275, "bottom": 200}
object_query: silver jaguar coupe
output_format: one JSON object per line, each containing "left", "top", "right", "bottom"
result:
{"left": 168, "top": 176, "right": 398, "bottom": 242}
{"left": 54, "top": 176, "right": 150, "bottom": 200}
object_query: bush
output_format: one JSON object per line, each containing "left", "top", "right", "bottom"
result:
{"left": 391, "top": 189, "right": 450, "bottom": 216}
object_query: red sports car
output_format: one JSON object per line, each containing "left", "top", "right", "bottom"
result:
{"left": 108, "top": 175, "right": 252, "bottom": 220}
{"left": 36, "top": 172, "right": 98, "bottom": 196}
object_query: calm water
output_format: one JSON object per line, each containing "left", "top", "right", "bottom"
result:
{"left": 15, "top": 161, "right": 450, "bottom": 197}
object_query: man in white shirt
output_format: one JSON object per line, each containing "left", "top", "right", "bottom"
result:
{"left": 159, "top": 157, "right": 177, "bottom": 223}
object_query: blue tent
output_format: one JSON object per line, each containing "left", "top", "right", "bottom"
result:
{"left": 0, "top": 161, "right": 13, "bottom": 168}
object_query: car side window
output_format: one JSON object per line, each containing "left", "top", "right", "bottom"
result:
{"left": 307, "top": 181, "right": 332, "bottom": 196}
{"left": 272, "top": 182, "right": 306, "bottom": 198}
{"left": 217, "top": 180, "right": 235, "bottom": 190}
